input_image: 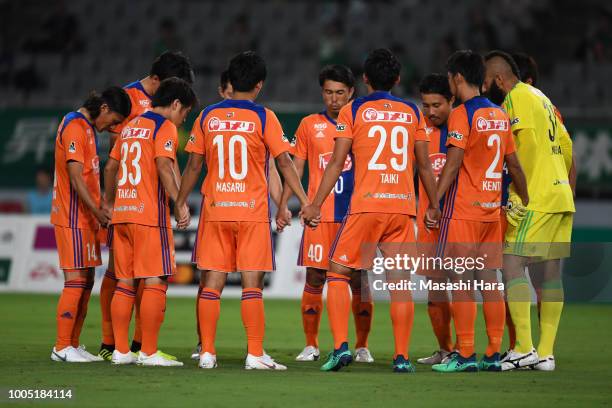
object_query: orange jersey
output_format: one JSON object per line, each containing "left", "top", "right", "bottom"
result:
{"left": 51, "top": 111, "right": 101, "bottom": 230}
{"left": 417, "top": 119, "right": 448, "bottom": 218}
{"left": 109, "top": 81, "right": 152, "bottom": 136}
{"left": 109, "top": 111, "right": 178, "bottom": 228}
{"left": 293, "top": 111, "right": 353, "bottom": 222}
{"left": 335, "top": 91, "right": 428, "bottom": 215}
{"left": 443, "top": 96, "right": 516, "bottom": 222}
{"left": 186, "top": 99, "right": 291, "bottom": 222}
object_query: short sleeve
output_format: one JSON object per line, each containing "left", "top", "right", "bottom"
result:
{"left": 503, "top": 90, "right": 533, "bottom": 133}
{"left": 446, "top": 107, "right": 470, "bottom": 150}
{"left": 62, "top": 123, "right": 86, "bottom": 163}
{"left": 109, "top": 136, "right": 121, "bottom": 161}
{"left": 292, "top": 118, "right": 309, "bottom": 160}
{"left": 414, "top": 108, "right": 429, "bottom": 142}
{"left": 185, "top": 111, "right": 206, "bottom": 155}
{"left": 154, "top": 121, "right": 178, "bottom": 160}
{"left": 262, "top": 109, "right": 291, "bottom": 158}
{"left": 334, "top": 104, "right": 353, "bottom": 140}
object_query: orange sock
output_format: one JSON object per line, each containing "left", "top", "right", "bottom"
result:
{"left": 452, "top": 295, "right": 476, "bottom": 358}
{"left": 198, "top": 288, "right": 221, "bottom": 355}
{"left": 100, "top": 271, "right": 117, "bottom": 345}
{"left": 351, "top": 288, "right": 373, "bottom": 349}
{"left": 111, "top": 282, "right": 136, "bottom": 354}
{"left": 482, "top": 298, "right": 505, "bottom": 357}
{"left": 301, "top": 284, "right": 323, "bottom": 347}
{"left": 55, "top": 275, "right": 87, "bottom": 350}
{"left": 71, "top": 280, "right": 93, "bottom": 347}
{"left": 132, "top": 281, "right": 144, "bottom": 347}
{"left": 140, "top": 284, "right": 167, "bottom": 356}
{"left": 326, "top": 273, "right": 351, "bottom": 349}
{"left": 196, "top": 285, "right": 203, "bottom": 343}
{"left": 390, "top": 300, "right": 414, "bottom": 358}
{"left": 427, "top": 301, "right": 453, "bottom": 352}
{"left": 241, "top": 288, "right": 265, "bottom": 357}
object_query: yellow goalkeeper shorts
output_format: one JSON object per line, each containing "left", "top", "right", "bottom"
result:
{"left": 504, "top": 210, "right": 573, "bottom": 259}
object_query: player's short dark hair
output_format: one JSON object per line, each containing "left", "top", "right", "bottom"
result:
{"left": 446, "top": 50, "right": 485, "bottom": 88}
{"left": 484, "top": 50, "right": 521, "bottom": 79}
{"left": 319, "top": 64, "right": 355, "bottom": 88}
{"left": 150, "top": 51, "right": 195, "bottom": 84}
{"left": 228, "top": 51, "right": 267, "bottom": 92}
{"left": 151, "top": 77, "right": 198, "bottom": 109}
{"left": 419, "top": 73, "right": 453, "bottom": 101}
{"left": 511, "top": 52, "right": 539, "bottom": 86}
{"left": 220, "top": 69, "right": 230, "bottom": 91}
{"left": 83, "top": 86, "right": 131, "bottom": 120}
{"left": 363, "top": 48, "right": 401, "bottom": 91}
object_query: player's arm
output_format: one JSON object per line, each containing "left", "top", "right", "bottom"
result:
{"left": 505, "top": 153, "right": 529, "bottom": 206}
{"left": 103, "top": 157, "right": 119, "bottom": 212}
{"left": 436, "top": 146, "right": 464, "bottom": 202}
{"left": 415, "top": 140, "right": 441, "bottom": 228}
{"left": 275, "top": 152, "right": 309, "bottom": 206}
{"left": 67, "top": 161, "right": 109, "bottom": 226}
{"left": 276, "top": 156, "right": 305, "bottom": 231}
{"left": 156, "top": 157, "right": 180, "bottom": 202}
{"left": 268, "top": 157, "right": 282, "bottom": 207}
{"left": 559, "top": 124, "right": 577, "bottom": 197}
{"left": 175, "top": 152, "right": 204, "bottom": 228}
{"left": 301, "top": 138, "right": 351, "bottom": 225}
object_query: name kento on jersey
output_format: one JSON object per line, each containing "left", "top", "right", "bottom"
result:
{"left": 482, "top": 180, "right": 502, "bottom": 191}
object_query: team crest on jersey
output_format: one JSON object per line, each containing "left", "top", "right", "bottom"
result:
{"left": 226, "top": 112, "right": 234, "bottom": 118}
{"left": 449, "top": 131, "right": 463, "bottom": 141}
{"left": 68, "top": 141, "right": 76, "bottom": 153}
{"left": 164, "top": 140, "right": 173, "bottom": 152}
{"left": 314, "top": 122, "right": 327, "bottom": 131}
{"left": 208, "top": 117, "right": 255, "bottom": 133}
{"left": 362, "top": 108, "right": 412, "bottom": 123}
{"left": 384, "top": 103, "right": 392, "bottom": 108}
{"left": 318, "top": 152, "right": 352, "bottom": 172}
{"left": 476, "top": 117, "right": 508, "bottom": 132}
{"left": 122, "top": 127, "right": 151, "bottom": 140}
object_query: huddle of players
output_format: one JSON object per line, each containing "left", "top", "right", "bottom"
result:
{"left": 49, "top": 46, "right": 574, "bottom": 372}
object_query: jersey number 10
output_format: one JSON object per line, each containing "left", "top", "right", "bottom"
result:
{"left": 213, "top": 134, "right": 248, "bottom": 180}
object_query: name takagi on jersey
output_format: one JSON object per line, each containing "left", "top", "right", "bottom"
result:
{"left": 362, "top": 108, "right": 413, "bottom": 123}
{"left": 208, "top": 117, "right": 256, "bottom": 133}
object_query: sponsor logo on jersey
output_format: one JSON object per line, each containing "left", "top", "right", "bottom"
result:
{"left": 362, "top": 108, "right": 413, "bottom": 123}
{"left": 510, "top": 117, "right": 520, "bottom": 126}
{"left": 91, "top": 156, "right": 100, "bottom": 173}
{"left": 449, "top": 131, "right": 463, "bottom": 141}
{"left": 282, "top": 133, "right": 296, "bottom": 146}
{"left": 314, "top": 122, "right": 327, "bottom": 131}
{"left": 139, "top": 98, "right": 150, "bottom": 107}
{"left": 208, "top": 117, "right": 255, "bottom": 133}
{"left": 68, "top": 141, "right": 76, "bottom": 153}
{"left": 476, "top": 117, "right": 509, "bottom": 132}
{"left": 318, "top": 152, "right": 353, "bottom": 171}
{"left": 121, "top": 127, "right": 151, "bottom": 140}
{"left": 429, "top": 153, "right": 446, "bottom": 176}
{"left": 164, "top": 140, "right": 173, "bottom": 152}
{"left": 189, "top": 134, "right": 196, "bottom": 143}
{"left": 336, "top": 123, "right": 346, "bottom": 131}
{"left": 425, "top": 126, "right": 434, "bottom": 135}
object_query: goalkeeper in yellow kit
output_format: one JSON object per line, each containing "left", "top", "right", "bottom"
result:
{"left": 483, "top": 51, "right": 575, "bottom": 371}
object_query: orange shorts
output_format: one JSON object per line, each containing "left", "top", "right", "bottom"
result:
{"left": 192, "top": 221, "right": 274, "bottom": 272}
{"left": 97, "top": 226, "right": 112, "bottom": 248}
{"left": 416, "top": 220, "right": 444, "bottom": 278}
{"left": 112, "top": 223, "right": 176, "bottom": 279}
{"left": 330, "top": 213, "right": 416, "bottom": 270}
{"left": 298, "top": 222, "right": 341, "bottom": 270}
{"left": 436, "top": 218, "right": 502, "bottom": 270}
{"left": 54, "top": 226, "right": 101, "bottom": 270}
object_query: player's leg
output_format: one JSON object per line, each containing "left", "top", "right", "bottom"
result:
{"left": 70, "top": 267, "right": 100, "bottom": 361}
{"left": 191, "top": 272, "right": 207, "bottom": 361}
{"left": 296, "top": 267, "right": 325, "bottom": 361}
{"left": 99, "top": 249, "right": 117, "bottom": 360}
{"left": 130, "top": 280, "right": 144, "bottom": 353}
{"left": 197, "top": 270, "right": 226, "bottom": 368}
{"left": 475, "top": 268, "right": 505, "bottom": 371}
{"left": 418, "top": 276, "right": 453, "bottom": 364}
{"left": 533, "top": 259, "right": 563, "bottom": 371}
{"left": 350, "top": 269, "right": 374, "bottom": 363}
{"left": 98, "top": 226, "right": 116, "bottom": 360}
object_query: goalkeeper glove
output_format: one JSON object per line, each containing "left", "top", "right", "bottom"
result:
{"left": 505, "top": 199, "right": 528, "bottom": 227}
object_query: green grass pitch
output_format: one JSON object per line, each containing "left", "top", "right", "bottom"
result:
{"left": 1, "top": 294, "right": 611, "bottom": 407}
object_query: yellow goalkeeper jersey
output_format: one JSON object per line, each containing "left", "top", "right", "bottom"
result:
{"left": 503, "top": 82, "right": 575, "bottom": 214}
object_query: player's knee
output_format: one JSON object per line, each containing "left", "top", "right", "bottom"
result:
{"left": 306, "top": 268, "right": 326, "bottom": 287}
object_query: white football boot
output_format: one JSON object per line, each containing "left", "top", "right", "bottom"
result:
{"left": 191, "top": 343, "right": 202, "bottom": 361}
{"left": 198, "top": 352, "right": 217, "bottom": 369}
{"left": 417, "top": 350, "right": 451, "bottom": 365}
{"left": 295, "top": 346, "right": 320, "bottom": 361}
{"left": 51, "top": 346, "right": 90, "bottom": 363}
{"left": 533, "top": 355, "right": 555, "bottom": 371}
{"left": 245, "top": 353, "right": 287, "bottom": 370}
{"left": 501, "top": 348, "right": 539, "bottom": 371}
{"left": 76, "top": 345, "right": 104, "bottom": 362}
{"left": 111, "top": 349, "right": 137, "bottom": 365}
{"left": 137, "top": 351, "right": 184, "bottom": 367}
{"left": 354, "top": 347, "right": 374, "bottom": 363}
